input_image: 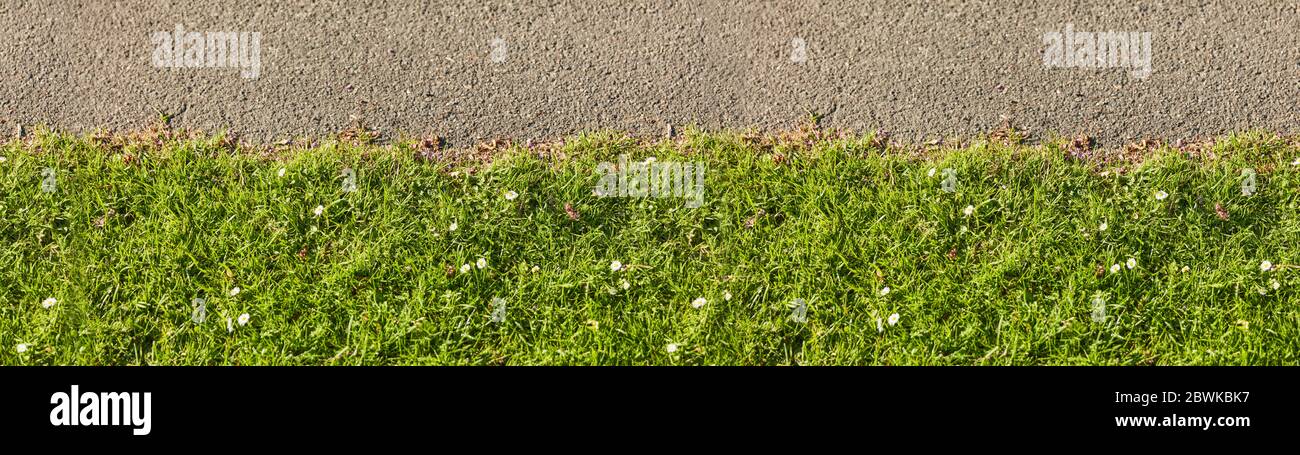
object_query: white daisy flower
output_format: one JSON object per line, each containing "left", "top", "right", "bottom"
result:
{"left": 691, "top": 297, "right": 707, "bottom": 309}
{"left": 16, "top": 343, "right": 28, "bottom": 353}
{"left": 41, "top": 297, "right": 57, "bottom": 309}
{"left": 609, "top": 260, "right": 623, "bottom": 272}
{"left": 504, "top": 190, "right": 519, "bottom": 201}
{"left": 313, "top": 205, "right": 324, "bottom": 217}
{"left": 476, "top": 257, "right": 487, "bottom": 269}
{"left": 1154, "top": 190, "right": 1169, "bottom": 200}
{"left": 927, "top": 167, "right": 936, "bottom": 178}
{"left": 1098, "top": 221, "right": 1108, "bottom": 231}
{"left": 1261, "top": 260, "right": 1273, "bottom": 272}
{"left": 1181, "top": 265, "right": 1190, "bottom": 273}
{"left": 620, "top": 279, "right": 630, "bottom": 290}
{"left": 666, "top": 343, "right": 678, "bottom": 353}
{"left": 723, "top": 290, "right": 732, "bottom": 301}
{"left": 237, "top": 313, "right": 250, "bottom": 326}
{"left": 459, "top": 263, "right": 472, "bottom": 273}
{"left": 888, "top": 313, "right": 900, "bottom": 326}
{"left": 1110, "top": 264, "right": 1122, "bottom": 274}
{"left": 1271, "top": 279, "right": 1281, "bottom": 291}
{"left": 448, "top": 221, "right": 458, "bottom": 232}
{"left": 1292, "top": 157, "right": 1300, "bottom": 166}
{"left": 0, "top": 156, "right": 7, "bottom": 163}
{"left": 1126, "top": 258, "right": 1137, "bottom": 269}
{"left": 277, "top": 168, "right": 286, "bottom": 177}
{"left": 229, "top": 287, "right": 241, "bottom": 297}
{"left": 530, "top": 265, "right": 540, "bottom": 273}
{"left": 880, "top": 286, "right": 891, "bottom": 296}
{"left": 963, "top": 205, "right": 975, "bottom": 217}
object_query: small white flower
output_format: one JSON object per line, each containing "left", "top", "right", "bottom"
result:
{"left": 16, "top": 343, "right": 28, "bottom": 353}
{"left": 888, "top": 313, "right": 900, "bottom": 326}
{"left": 1261, "top": 260, "right": 1273, "bottom": 272}
{"left": 1181, "top": 265, "right": 1190, "bottom": 273}
{"left": 0, "top": 156, "right": 7, "bottom": 163}
{"left": 530, "top": 265, "right": 540, "bottom": 273}
{"left": 41, "top": 297, "right": 57, "bottom": 309}
{"left": 460, "top": 263, "right": 472, "bottom": 273}
{"left": 1126, "top": 258, "right": 1137, "bottom": 269}
{"left": 448, "top": 222, "right": 458, "bottom": 232}
{"left": 1271, "top": 279, "right": 1281, "bottom": 291}
{"left": 723, "top": 290, "right": 732, "bottom": 301}
{"left": 1110, "top": 264, "right": 1122, "bottom": 274}
{"left": 237, "top": 313, "right": 250, "bottom": 326}
{"left": 620, "top": 279, "right": 630, "bottom": 290}
{"left": 927, "top": 167, "right": 936, "bottom": 178}
{"left": 226, "top": 317, "right": 234, "bottom": 332}
{"left": 691, "top": 297, "right": 707, "bottom": 309}
{"left": 229, "top": 287, "right": 241, "bottom": 297}
{"left": 879, "top": 286, "right": 891, "bottom": 296}
{"left": 876, "top": 318, "right": 884, "bottom": 333}
{"left": 277, "top": 168, "right": 286, "bottom": 177}
{"left": 504, "top": 190, "right": 519, "bottom": 201}
{"left": 666, "top": 343, "right": 678, "bottom": 353}
{"left": 609, "top": 260, "right": 623, "bottom": 272}
{"left": 476, "top": 257, "right": 487, "bottom": 269}
{"left": 1098, "top": 221, "right": 1108, "bottom": 231}
{"left": 313, "top": 205, "right": 324, "bottom": 217}
{"left": 963, "top": 205, "right": 975, "bottom": 217}
{"left": 1293, "top": 157, "right": 1300, "bottom": 166}
{"left": 1154, "top": 190, "right": 1169, "bottom": 200}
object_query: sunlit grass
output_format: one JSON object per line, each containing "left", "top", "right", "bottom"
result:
{"left": 1, "top": 128, "right": 1298, "bottom": 365}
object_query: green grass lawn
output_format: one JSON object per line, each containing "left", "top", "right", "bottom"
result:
{"left": 2, "top": 127, "right": 1299, "bottom": 365}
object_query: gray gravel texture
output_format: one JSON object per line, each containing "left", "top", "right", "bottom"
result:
{"left": 2, "top": 1, "right": 1297, "bottom": 147}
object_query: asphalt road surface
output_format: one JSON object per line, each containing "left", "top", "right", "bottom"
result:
{"left": 2, "top": 1, "right": 1297, "bottom": 147}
